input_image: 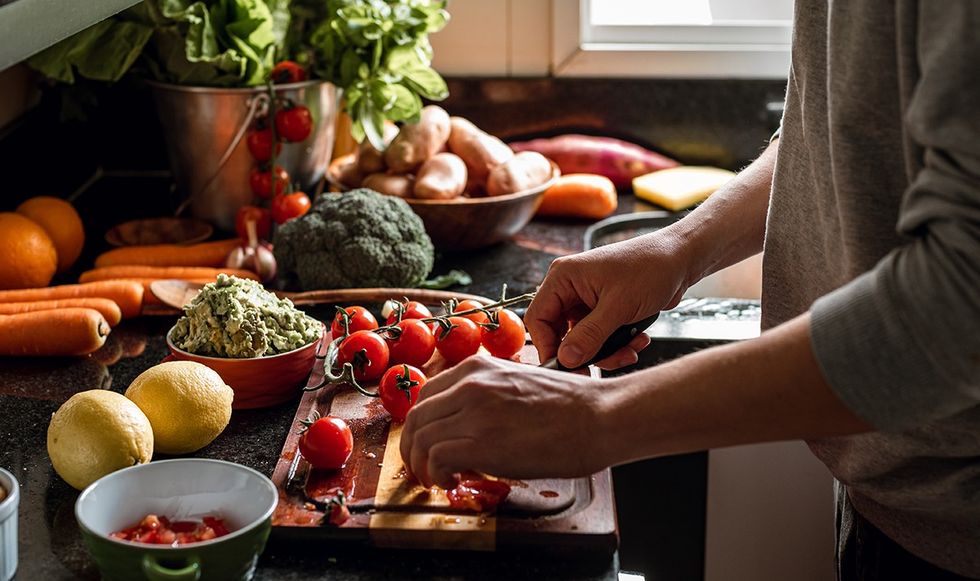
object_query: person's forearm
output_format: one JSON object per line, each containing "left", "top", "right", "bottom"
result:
{"left": 658, "top": 139, "right": 778, "bottom": 287}
{"left": 598, "top": 311, "right": 871, "bottom": 466}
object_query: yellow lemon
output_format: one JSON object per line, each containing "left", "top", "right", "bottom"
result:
{"left": 47, "top": 390, "right": 154, "bottom": 490}
{"left": 125, "top": 361, "right": 234, "bottom": 454}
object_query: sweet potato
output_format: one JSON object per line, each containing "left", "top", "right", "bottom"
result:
{"left": 509, "top": 134, "right": 679, "bottom": 189}
{"left": 363, "top": 173, "right": 415, "bottom": 198}
{"left": 357, "top": 122, "right": 400, "bottom": 175}
{"left": 536, "top": 174, "right": 618, "bottom": 220}
{"left": 384, "top": 105, "right": 451, "bottom": 173}
{"left": 486, "top": 151, "right": 553, "bottom": 197}
{"left": 414, "top": 153, "right": 468, "bottom": 200}
{"left": 447, "top": 117, "right": 513, "bottom": 187}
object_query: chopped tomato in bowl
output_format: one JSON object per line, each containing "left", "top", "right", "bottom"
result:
{"left": 110, "top": 514, "right": 232, "bottom": 546}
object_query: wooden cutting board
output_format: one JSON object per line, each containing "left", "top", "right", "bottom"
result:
{"left": 270, "top": 337, "right": 617, "bottom": 553}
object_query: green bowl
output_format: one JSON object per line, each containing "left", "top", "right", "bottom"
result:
{"left": 75, "top": 459, "right": 277, "bottom": 581}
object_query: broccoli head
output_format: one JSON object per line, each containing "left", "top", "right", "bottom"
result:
{"left": 273, "top": 188, "right": 435, "bottom": 290}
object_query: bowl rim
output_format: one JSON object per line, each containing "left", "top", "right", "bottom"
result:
{"left": 165, "top": 322, "right": 324, "bottom": 363}
{"left": 144, "top": 78, "right": 330, "bottom": 95}
{"left": 0, "top": 467, "right": 18, "bottom": 522}
{"left": 104, "top": 217, "right": 214, "bottom": 248}
{"left": 75, "top": 458, "right": 277, "bottom": 550}
{"left": 326, "top": 153, "right": 561, "bottom": 206}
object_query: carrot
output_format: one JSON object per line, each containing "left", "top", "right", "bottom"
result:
{"left": 0, "top": 281, "right": 144, "bottom": 319}
{"left": 94, "top": 239, "right": 241, "bottom": 269}
{"left": 94, "top": 276, "right": 257, "bottom": 306}
{"left": 80, "top": 266, "right": 259, "bottom": 284}
{"left": 536, "top": 174, "right": 618, "bottom": 220}
{"left": 0, "top": 308, "right": 110, "bottom": 356}
{"left": 0, "top": 298, "right": 122, "bottom": 327}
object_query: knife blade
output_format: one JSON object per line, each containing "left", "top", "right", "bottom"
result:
{"left": 540, "top": 312, "right": 660, "bottom": 371}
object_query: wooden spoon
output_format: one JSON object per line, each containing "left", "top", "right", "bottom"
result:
{"left": 149, "top": 279, "right": 494, "bottom": 312}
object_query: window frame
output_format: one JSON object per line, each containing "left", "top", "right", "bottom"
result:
{"left": 552, "top": 0, "right": 792, "bottom": 79}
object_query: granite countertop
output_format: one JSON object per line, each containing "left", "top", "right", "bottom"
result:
{"left": 0, "top": 174, "right": 641, "bottom": 580}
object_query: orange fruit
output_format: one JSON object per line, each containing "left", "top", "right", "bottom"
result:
{"left": 16, "top": 196, "right": 85, "bottom": 272}
{"left": 0, "top": 213, "right": 58, "bottom": 289}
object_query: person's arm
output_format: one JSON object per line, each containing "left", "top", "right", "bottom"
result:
{"left": 526, "top": 139, "right": 778, "bottom": 370}
{"left": 399, "top": 313, "right": 870, "bottom": 488}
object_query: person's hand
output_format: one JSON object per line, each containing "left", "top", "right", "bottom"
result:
{"left": 400, "top": 355, "right": 611, "bottom": 488}
{"left": 526, "top": 235, "right": 690, "bottom": 369}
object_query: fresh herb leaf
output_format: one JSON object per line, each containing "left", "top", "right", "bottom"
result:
{"left": 420, "top": 270, "right": 473, "bottom": 290}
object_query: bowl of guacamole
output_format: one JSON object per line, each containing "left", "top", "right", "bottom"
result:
{"left": 166, "top": 275, "right": 324, "bottom": 409}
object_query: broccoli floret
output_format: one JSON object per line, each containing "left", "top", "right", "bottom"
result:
{"left": 273, "top": 189, "right": 435, "bottom": 289}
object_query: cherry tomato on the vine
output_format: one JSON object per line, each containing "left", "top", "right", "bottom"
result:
{"left": 298, "top": 416, "right": 353, "bottom": 470}
{"left": 378, "top": 364, "right": 427, "bottom": 421}
{"left": 480, "top": 308, "right": 526, "bottom": 360}
{"left": 386, "top": 319, "right": 436, "bottom": 368}
{"left": 336, "top": 330, "right": 389, "bottom": 383}
{"left": 235, "top": 205, "right": 272, "bottom": 242}
{"left": 271, "top": 191, "right": 311, "bottom": 224}
{"left": 331, "top": 306, "right": 378, "bottom": 339}
{"left": 271, "top": 60, "right": 308, "bottom": 84}
{"left": 453, "top": 299, "right": 489, "bottom": 325}
{"left": 384, "top": 300, "right": 433, "bottom": 326}
{"left": 435, "top": 316, "right": 481, "bottom": 365}
{"left": 246, "top": 128, "right": 281, "bottom": 162}
{"left": 249, "top": 165, "right": 288, "bottom": 199}
{"left": 275, "top": 105, "right": 313, "bottom": 142}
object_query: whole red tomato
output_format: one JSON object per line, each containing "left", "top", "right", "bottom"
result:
{"left": 336, "top": 330, "right": 389, "bottom": 383}
{"left": 379, "top": 364, "right": 427, "bottom": 421}
{"left": 276, "top": 105, "right": 313, "bottom": 142}
{"left": 386, "top": 319, "right": 436, "bottom": 368}
{"left": 271, "top": 192, "right": 311, "bottom": 224}
{"left": 245, "top": 128, "right": 281, "bottom": 162}
{"left": 435, "top": 316, "right": 482, "bottom": 365}
{"left": 234, "top": 205, "right": 272, "bottom": 242}
{"left": 271, "top": 60, "right": 307, "bottom": 84}
{"left": 298, "top": 416, "right": 353, "bottom": 470}
{"left": 480, "top": 308, "right": 526, "bottom": 360}
{"left": 331, "top": 306, "right": 378, "bottom": 339}
{"left": 453, "top": 299, "right": 489, "bottom": 325}
{"left": 384, "top": 300, "right": 434, "bottom": 325}
{"left": 249, "top": 165, "right": 289, "bottom": 199}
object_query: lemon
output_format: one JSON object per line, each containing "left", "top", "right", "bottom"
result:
{"left": 125, "top": 361, "right": 234, "bottom": 454}
{"left": 47, "top": 390, "right": 154, "bottom": 490}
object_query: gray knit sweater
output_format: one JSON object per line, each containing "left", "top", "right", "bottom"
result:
{"left": 762, "top": 0, "right": 980, "bottom": 576}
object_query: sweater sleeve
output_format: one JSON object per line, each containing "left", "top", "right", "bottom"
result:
{"left": 809, "top": 2, "right": 980, "bottom": 431}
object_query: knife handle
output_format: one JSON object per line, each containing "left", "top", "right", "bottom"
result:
{"left": 542, "top": 312, "right": 660, "bottom": 371}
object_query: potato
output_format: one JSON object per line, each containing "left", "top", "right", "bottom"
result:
{"left": 414, "top": 153, "right": 468, "bottom": 200}
{"left": 447, "top": 117, "right": 513, "bottom": 185}
{"left": 357, "top": 122, "right": 400, "bottom": 175}
{"left": 384, "top": 105, "right": 451, "bottom": 173}
{"left": 335, "top": 155, "right": 363, "bottom": 189}
{"left": 486, "top": 151, "right": 553, "bottom": 196}
{"left": 363, "top": 173, "right": 414, "bottom": 198}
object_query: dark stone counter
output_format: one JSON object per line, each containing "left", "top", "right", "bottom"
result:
{"left": 0, "top": 174, "right": 638, "bottom": 580}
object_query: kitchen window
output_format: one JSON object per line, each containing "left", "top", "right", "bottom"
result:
{"left": 553, "top": 0, "right": 793, "bottom": 78}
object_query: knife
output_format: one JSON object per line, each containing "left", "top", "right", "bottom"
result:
{"left": 540, "top": 312, "right": 660, "bottom": 371}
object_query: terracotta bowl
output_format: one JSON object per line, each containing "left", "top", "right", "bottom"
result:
{"left": 165, "top": 325, "right": 324, "bottom": 410}
{"left": 105, "top": 217, "right": 213, "bottom": 247}
{"left": 327, "top": 154, "right": 560, "bottom": 251}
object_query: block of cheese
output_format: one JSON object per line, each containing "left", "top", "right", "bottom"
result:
{"left": 632, "top": 166, "right": 736, "bottom": 211}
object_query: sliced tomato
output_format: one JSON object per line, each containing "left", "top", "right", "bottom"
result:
{"left": 446, "top": 472, "right": 511, "bottom": 512}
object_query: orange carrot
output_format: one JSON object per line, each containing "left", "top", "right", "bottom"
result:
{"left": 0, "top": 298, "right": 122, "bottom": 326}
{"left": 0, "top": 281, "right": 143, "bottom": 319}
{"left": 536, "top": 174, "right": 618, "bottom": 220}
{"left": 95, "top": 276, "right": 258, "bottom": 306}
{"left": 80, "top": 266, "right": 258, "bottom": 284}
{"left": 94, "top": 239, "right": 241, "bottom": 268}
{"left": 0, "top": 308, "right": 110, "bottom": 356}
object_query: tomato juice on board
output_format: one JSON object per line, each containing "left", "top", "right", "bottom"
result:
{"left": 110, "top": 514, "right": 231, "bottom": 546}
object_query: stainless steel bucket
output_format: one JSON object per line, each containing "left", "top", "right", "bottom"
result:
{"left": 149, "top": 80, "right": 338, "bottom": 231}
